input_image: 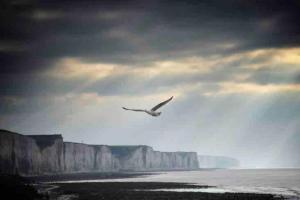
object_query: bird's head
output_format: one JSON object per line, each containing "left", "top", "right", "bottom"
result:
{"left": 157, "top": 112, "right": 162, "bottom": 116}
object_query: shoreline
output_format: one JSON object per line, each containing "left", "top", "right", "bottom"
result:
{"left": 26, "top": 171, "right": 155, "bottom": 183}
{"left": 51, "top": 181, "right": 285, "bottom": 200}
{"left": 1, "top": 172, "right": 296, "bottom": 200}
{"left": 27, "top": 173, "right": 287, "bottom": 200}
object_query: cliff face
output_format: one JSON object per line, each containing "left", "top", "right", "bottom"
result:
{"left": 0, "top": 130, "right": 199, "bottom": 175}
{"left": 146, "top": 147, "right": 199, "bottom": 170}
{"left": 110, "top": 146, "right": 199, "bottom": 171}
{"left": 0, "top": 130, "right": 63, "bottom": 175}
{"left": 63, "top": 145, "right": 198, "bottom": 172}
{"left": 63, "top": 143, "right": 119, "bottom": 173}
{"left": 28, "top": 135, "right": 64, "bottom": 174}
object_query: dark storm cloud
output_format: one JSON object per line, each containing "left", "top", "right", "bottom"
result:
{"left": 1, "top": 0, "right": 300, "bottom": 74}
{"left": 1, "top": 0, "right": 300, "bottom": 113}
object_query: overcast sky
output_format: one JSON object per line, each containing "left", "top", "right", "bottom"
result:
{"left": 1, "top": 0, "right": 300, "bottom": 168}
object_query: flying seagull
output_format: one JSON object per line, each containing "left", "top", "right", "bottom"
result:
{"left": 122, "top": 96, "right": 173, "bottom": 117}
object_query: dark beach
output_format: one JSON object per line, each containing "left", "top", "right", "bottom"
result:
{"left": 51, "top": 181, "right": 284, "bottom": 200}
{"left": 26, "top": 172, "right": 155, "bottom": 183}
{"left": 8, "top": 172, "right": 283, "bottom": 200}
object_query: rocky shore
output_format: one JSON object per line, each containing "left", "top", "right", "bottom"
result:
{"left": 0, "top": 174, "right": 42, "bottom": 200}
{"left": 1, "top": 173, "right": 286, "bottom": 200}
{"left": 53, "top": 182, "right": 284, "bottom": 200}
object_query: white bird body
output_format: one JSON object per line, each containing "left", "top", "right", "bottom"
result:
{"left": 122, "top": 96, "right": 173, "bottom": 117}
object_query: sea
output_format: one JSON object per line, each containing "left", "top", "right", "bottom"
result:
{"left": 55, "top": 169, "right": 300, "bottom": 199}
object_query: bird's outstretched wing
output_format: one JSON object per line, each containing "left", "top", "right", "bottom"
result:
{"left": 151, "top": 96, "right": 173, "bottom": 111}
{"left": 122, "top": 107, "right": 145, "bottom": 112}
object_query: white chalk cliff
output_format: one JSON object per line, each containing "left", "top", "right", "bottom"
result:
{"left": 0, "top": 130, "right": 199, "bottom": 175}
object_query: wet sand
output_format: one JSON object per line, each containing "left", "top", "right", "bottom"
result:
{"left": 26, "top": 172, "right": 154, "bottom": 182}
{"left": 52, "top": 182, "right": 284, "bottom": 200}
{"left": 1, "top": 173, "right": 287, "bottom": 200}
